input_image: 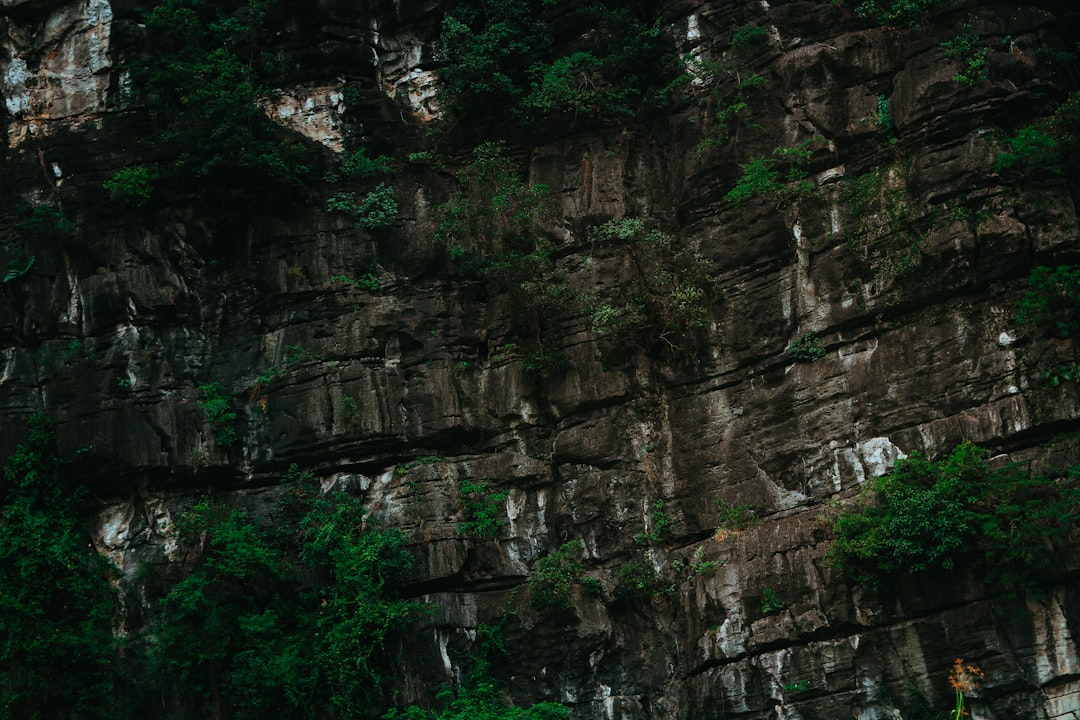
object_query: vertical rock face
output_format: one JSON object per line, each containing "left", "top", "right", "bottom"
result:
{"left": 1, "top": 0, "right": 1079, "bottom": 717}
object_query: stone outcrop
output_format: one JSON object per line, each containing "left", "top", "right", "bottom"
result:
{"left": 2, "top": 0, "right": 1079, "bottom": 717}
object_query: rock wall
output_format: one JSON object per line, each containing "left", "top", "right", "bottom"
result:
{"left": 2, "top": 0, "right": 1080, "bottom": 717}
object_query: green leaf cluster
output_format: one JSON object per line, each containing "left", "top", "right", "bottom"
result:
{"left": 157, "top": 492, "right": 420, "bottom": 718}
{"left": 103, "top": 166, "right": 157, "bottom": 208}
{"left": 436, "top": 0, "right": 679, "bottom": 122}
{"left": 327, "top": 183, "right": 399, "bottom": 228}
{"left": 458, "top": 480, "right": 509, "bottom": 539}
{"left": 788, "top": 333, "right": 829, "bottom": 362}
{"left": 0, "top": 415, "right": 129, "bottom": 719}
{"left": 725, "top": 137, "right": 823, "bottom": 207}
{"left": 1017, "top": 265, "right": 1080, "bottom": 338}
{"left": 198, "top": 380, "right": 238, "bottom": 447}
{"left": 127, "top": 0, "right": 310, "bottom": 224}
{"left": 854, "top": 0, "right": 937, "bottom": 27}
{"left": 939, "top": 21, "right": 987, "bottom": 86}
{"left": 829, "top": 441, "right": 1080, "bottom": 591}
{"left": 384, "top": 661, "right": 569, "bottom": 720}
{"left": 529, "top": 540, "right": 601, "bottom": 609}
{"left": 587, "top": 218, "right": 717, "bottom": 358}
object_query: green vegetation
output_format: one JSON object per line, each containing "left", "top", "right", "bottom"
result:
{"left": 725, "top": 137, "right": 822, "bottom": 207}
{"left": 331, "top": 272, "right": 381, "bottom": 292}
{"left": 335, "top": 148, "right": 393, "bottom": 180}
{"left": 529, "top": 540, "right": 601, "bottom": 609}
{"left": 1017, "top": 265, "right": 1080, "bottom": 338}
{"left": 612, "top": 552, "right": 676, "bottom": 599}
{"left": 587, "top": 218, "right": 717, "bottom": 359}
{"left": 838, "top": 163, "right": 926, "bottom": 299}
{"left": 731, "top": 23, "right": 768, "bottom": 48}
{"left": 829, "top": 441, "right": 1080, "bottom": 591}
{"left": 436, "top": 0, "right": 679, "bottom": 122}
{"left": 127, "top": 0, "right": 310, "bottom": 224}
{"left": 761, "top": 587, "right": 785, "bottom": 615}
{"left": 458, "top": 480, "right": 508, "bottom": 539}
{"left": 327, "top": 183, "right": 398, "bottom": 228}
{"left": 715, "top": 500, "right": 761, "bottom": 533}
{"left": 695, "top": 72, "right": 767, "bottom": 151}
{"left": 16, "top": 203, "right": 76, "bottom": 241}
{"left": 103, "top": 166, "right": 157, "bottom": 208}
{"left": 670, "top": 546, "right": 721, "bottom": 578}
{"left": 384, "top": 662, "right": 569, "bottom": 720}
{"left": 995, "top": 126, "right": 1062, "bottom": 175}
{"left": 940, "top": 21, "right": 987, "bottom": 86}
{"left": 395, "top": 454, "right": 444, "bottom": 476}
{"left": 3, "top": 251, "right": 34, "bottom": 284}
{"left": 436, "top": 142, "right": 568, "bottom": 377}
{"left": 877, "top": 94, "right": 896, "bottom": 140}
{"left": 634, "top": 499, "right": 674, "bottom": 546}
{"left": 788, "top": 333, "right": 829, "bottom": 362}
{"left": 157, "top": 491, "right": 419, "bottom": 718}
{"left": 0, "top": 415, "right": 128, "bottom": 719}
{"left": 198, "top": 380, "right": 237, "bottom": 447}
{"left": 854, "top": 0, "right": 936, "bottom": 27}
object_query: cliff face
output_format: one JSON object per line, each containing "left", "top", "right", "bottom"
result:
{"left": 2, "top": 0, "right": 1080, "bottom": 717}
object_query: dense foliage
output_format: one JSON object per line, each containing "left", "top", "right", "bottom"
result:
{"left": 126, "top": 0, "right": 310, "bottom": 222}
{"left": 1018, "top": 265, "right": 1080, "bottom": 338}
{"left": 830, "top": 441, "right": 1080, "bottom": 591}
{"left": 0, "top": 416, "right": 127, "bottom": 720}
{"left": 436, "top": 0, "right": 680, "bottom": 123}
{"left": 157, "top": 489, "right": 420, "bottom": 719}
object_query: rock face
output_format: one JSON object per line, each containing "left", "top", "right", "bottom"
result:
{"left": 2, "top": 0, "right": 1080, "bottom": 717}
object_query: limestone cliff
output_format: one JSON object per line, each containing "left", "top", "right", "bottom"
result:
{"left": 2, "top": 0, "right": 1080, "bottom": 718}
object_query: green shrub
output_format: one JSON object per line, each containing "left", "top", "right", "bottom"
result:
{"left": 158, "top": 490, "right": 418, "bottom": 719}
{"left": 529, "top": 539, "right": 599, "bottom": 609}
{"left": 731, "top": 23, "right": 768, "bottom": 47}
{"left": 198, "top": 381, "right": 237, "bottom": 447}
{"left": 829, "top": 441, "right": 1080, "bottom": 591}
{"left": 995, "top": 126, "right": 1062, "bottom": 175}
{"left": 761, "top": 587, "right": 785, "bottom": 614}
{"left": 458, "top": 480, "right": 509, "bottom": 539}
{"left": 854, "top": 0, "right": 936, "bottom": 26}
{"left": 384, "top": 661, "right": 569, "bottom": 720}
{"left": 715, "top": 500, "right": 761, "bottom": 532}
{"left": 788, "top": 333, "right": 829, "bottom": 362}
{"left": 103, "top": 166, "right": 157, "bottom": 208}
{"left": 940, "top": 21, "right": 987, "bottom": 86}
{"left": 726, "top": 137, "right": 822, "bottom": 207}
{"left": 612, "top": 552, "right": 676, "bottom": 599}
{"left": 327, "top": 183, "right": 398, "bottom": 227}
{"left": 587, "top": 218, "right": 717, "bottom": 357}
{"left": 634, "top": 499, "right": 674, "bottom": 546}
{"left": 1017, "top": 265, "right": 1080, "bottom": 337}
{"left": 0, "top": 415, "right": 129, "bottom": 719}
{"left": 127, "top": 0, "right": 310, "bottom": 223}
{"left": 339, "top": 149, "right": 393, "bottom": 179}
{"left": 16, "top": 203, "right": 75, "bottom": 241}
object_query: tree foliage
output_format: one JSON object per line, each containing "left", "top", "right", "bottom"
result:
{"left": 829, "top": 441, "right": 1080, "bottom": 592}
{"left": 0, "top": 415, "right": 128, "bottom": 720}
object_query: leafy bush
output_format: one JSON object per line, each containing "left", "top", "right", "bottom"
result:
{"left": 458, "top": 480, "right": 509, "bottom": 539}
{"left": 715, "top": 500, "right": 761, "bottom": 532}
{"left": 829, "top": 441, "right": 1080, "bottom": 591}
{"left": 761, "top": 587, "right": 785, "bottom": 615}
{"left": 939, "top": 21, "right": 987, "bottom": 86}
{"left": 0, "top": 415, "right": 128, "bottom": 719}
{"left": 995, "top": 126, "right": 1062, "bottom": 175}
{"left": 587, "top": 218, "right": 717, "bottom": 358}
{"left": 327, "top": 183, "right": 398, "bottom": 227}
{"left": 436, "top": 0, "right": 679, "bottom": 122}
{"left": 103, "top": 166, "right": 157, "bottom": 208}
{"left": 158, "top": 492, "right": 419, "bottom": 718}
{"left": 198, "top": 381, "right": 237, "bottom": 447}
{"left": 854, "top": 0, "right": 936, "bottom": 26}
{"left": 635, "top": 499, "right": 674, "bottom": 546}
{"left": 1017, "top": 265, "right": 1080, "bottom": 337}
{"left": 726, "top": 137, "right": 822, "bottom": 207}
{"left": 731, "top": 23, "right": 768, "bottom": 47}
{"left": 529, "top": 540, "right": 601, "bottom": 609}
{"left": 384, "top": 661, "right": 569, "bottom": 720}
{"left": 612, "top": 552, "right": 676, "bottom": 599}
{"left": 16, "top": 203, "right": 76, "bottom": 241}
{"left": 338, "top": 148, "right": 393, "bottom": 179}
{"left": 789, "top": 333, "right": 829, "bottom": 362}
{"left": 127, "top": 0, "right": 310, "bottom": 223}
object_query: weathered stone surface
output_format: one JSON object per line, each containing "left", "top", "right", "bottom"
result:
{"left": 3, "top": 0, "right": 1080, "bottom": 717}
